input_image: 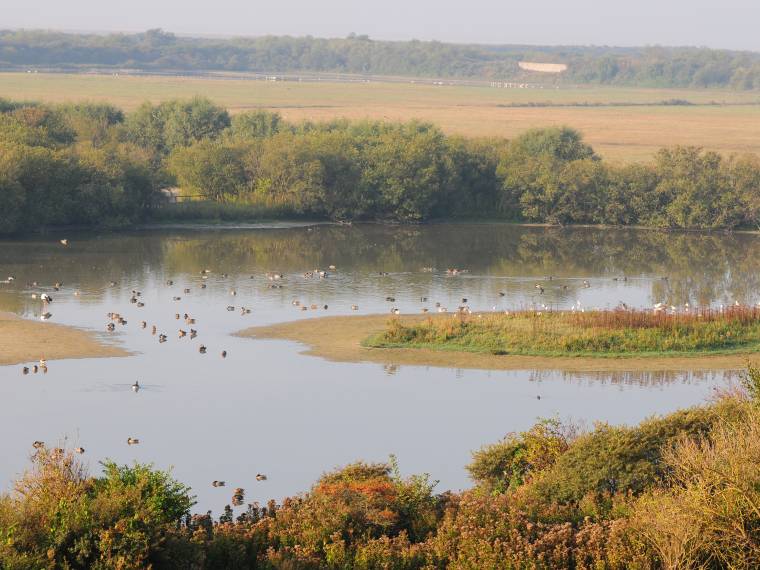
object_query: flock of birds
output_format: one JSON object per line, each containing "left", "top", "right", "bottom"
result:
{"left": 13, "top": 239, "right": 685, "bottom": 504}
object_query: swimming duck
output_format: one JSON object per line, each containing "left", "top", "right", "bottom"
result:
{"left": 127, "top": 437, "right": 140, "bottom": 445}
{"left": 212, "top": 480, "right": 225, "bottom": 487}
{"left": 255, "top": 473, "right": 267, "bottom": 481}
{"left": 32, "top": 441, "right": 44, "bottom": 449}
{"left": 199, "top": 345, "right": 207, "bottom": 354}
{"left": 132, "top": 381, "right": 140, "bottom": 393}
{"left": 60, "top": 239, "right": 69, "bottom": 246}
{"left": 74, "top": 447, "right": 85, "bottom": 454}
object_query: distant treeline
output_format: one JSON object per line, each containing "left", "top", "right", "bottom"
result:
{"left": 2, "top": 29, "right": 760, "bottom": 88}
{"left": 1, "top": 96, "right": 760, "bottom": 234}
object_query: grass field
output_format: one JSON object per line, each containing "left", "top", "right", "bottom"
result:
{"left": 2, "top": 72, "right": 760, "bottom": 161}
{"left": 368, "top": 307, "right": 760, "bottom": 358}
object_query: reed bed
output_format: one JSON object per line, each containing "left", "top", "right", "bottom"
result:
{"left": 370, "top": 306, "right": 760, "bottom": 357}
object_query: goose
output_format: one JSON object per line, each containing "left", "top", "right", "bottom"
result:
{"left": 127, "top": 437, "right": 140, "bottom": 445}
{"left": 74, "top": 447, "right": 85, "bottom": 454}
{"left": 32, "top": 441, "right": 44, "bottom": 449}
{"left": 132, "top": 381, "right": 140, "bottom": 393}
{"left": 60, "top": 239, "right": 69, "bottom": 246}
{"left": 255, "top": 473, "right": 267, "bottom": 481}
{"left": 212, "top": 480, "right": 225, "bottom": 487}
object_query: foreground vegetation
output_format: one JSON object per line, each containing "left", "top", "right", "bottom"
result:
{"left": 3, "top": 29, "right": 760, "bottom": 89}
{"left": 369, "top": 307, "right": 760, "bottom": 357}
{"left": 3, "top": 368, "right": 760, "bottom": 568}
{"left": 2, "top": 95, "right": 760, "bottom": 235}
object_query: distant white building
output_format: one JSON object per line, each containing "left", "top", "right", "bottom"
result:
{"left": 518, "top": 61, "right": 568, "bottom": 74}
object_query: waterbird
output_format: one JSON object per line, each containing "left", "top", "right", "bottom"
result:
{"left": 256, "top": 473, "right": 267, "bottom": 481}
{"left": 140, "top": 321, "right": 147, "bottom": 329}
{"left": 212, "top": 480, "right": 225, "bottom": 487}
{"left": 166, "top": 280, "right": 174, "bottom": 286}
{"left": 74, "top": 447, "right": 85, "bottom": 454}
{"left": 178, "top": 329, "right": 187, "bottom": 338}
{"left": 132, "top": 381, "right": 140, "bottom": 393}
{"left": 226, "top": 306, "right": 235, "bottom": 312}
{"left": 351, "top": 304, "right": 359, "bottom": 310}
{"left": 22, "top": 366, "right": 29, "bottom": 375}
{"left": 32, "top": 441, "right": 44, "bottom": 449}
{"left": 199, "top": 345, "right": 207, "bottom": 354}
{"left": 40, "top": 293, "right": 52, "bottom": 303}
{"left": 60, "top": 239, "right": 68, "bottom": 246}
{"left": 127, "top": 437, "right": 140, "bottom": 445}
{"left": 221, "top": 350, "right": 227, "bottom": 358}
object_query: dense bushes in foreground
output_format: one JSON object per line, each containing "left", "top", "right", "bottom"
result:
{"left": 2, "top": 96, "right": 760, "bottom": 234}
{"left": 2, "top": 369, "right": 760, "bottom": 569}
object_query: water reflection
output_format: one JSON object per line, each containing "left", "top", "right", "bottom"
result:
{"left": 0, "top": 223, "right": 755, "bottom": 512}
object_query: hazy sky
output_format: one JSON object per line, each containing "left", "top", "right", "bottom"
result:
{"left": 5, "top": 0, "right": 760, "bottom": 51}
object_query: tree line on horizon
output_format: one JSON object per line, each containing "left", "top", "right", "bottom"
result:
{"left": 2, "top": 29, "right": 760, "bottom": 89}
{"left": 1, "top": 96, "right": 760, "bottom": 234}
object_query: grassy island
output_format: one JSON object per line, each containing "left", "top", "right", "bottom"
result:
{"left": 366, "top": 307, "right": 760, "bottom": 358}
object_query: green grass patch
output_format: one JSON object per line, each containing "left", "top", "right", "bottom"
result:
{"left": 366, "top": 307, "right": 760, "bottom": 358}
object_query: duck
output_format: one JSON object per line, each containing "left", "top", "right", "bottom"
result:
{"left": 158, "top": 334, "right": 167, "bottom": 343}
{"left": 226, "top": 306, "right": 235, "bottom": 312}
{"left": 60, "top": 239, "right": 69, "bottom": 246}
{"left": 212, "top": 480, "right": 226, "bottom": 487}
{"left": 221, "top": 350, "right": 227, "bottom": 358}
{"left": 256, "top": 473, "right": 267, "bottom": 481}
{"left": 40, "top": 293, "right": 53, "bottom": 304}
{"left": 32, "top": 441, "right": 44, "bottom": 449}
{"left": 183, "top": 288, "right": 191, "bottom": 294}
{"left": 190, "top": 329, "right": 198, "bottom": 338}
{"left": 140, "top": 321, "right": 147, "bottom": 329}
{"left": 127, "top": 437, "right": 140, "bottom": 445}
{"left": 351, "top": 304, "right": 359, "bottom": 311}
{"left": 106, "top": 323, "right": 116, "bottom": 332}
{"left": 22, "top": 366, "right": 29, "bottom": 375}
{"left": 172, "top": 296, "right": 182, "bottom": 302}
{"left": 199, "top": 345, "right": 207, "bottom": 354}
{"left": 385, "top": 296, "right": 396, "bottom": 302}
{"left": 166, "top": 280, "right": 174, "bottom": 286}
{"left": 178, "top": 329, "right": 187, "bottom": 338}
{"left": 74, "top": 447, "right": 85, "bottom": 454}
{"left": 132, "top": 381, "right": 140, "bottom": 393}
{"left": 136, "top": 302, "right": 145, "bottom": 308}
{"left": 391, "top": 308, "right": 400, "bottom": 315}
{"left": 151, "top": 325, "right": 157, "bottom": 335}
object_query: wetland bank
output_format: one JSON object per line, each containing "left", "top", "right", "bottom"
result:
{"left": 0, "top": 223, "right": 756, "bottom": 507}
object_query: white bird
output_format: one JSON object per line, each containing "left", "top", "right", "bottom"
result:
{"left": 60, "top": 239, "right": 69, "bottom": 246}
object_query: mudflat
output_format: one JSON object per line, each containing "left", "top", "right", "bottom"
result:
{"left": 240, "top": 314, "right": 756, "bottom": 372}
{"left": 0, "top": 312, "right": 127, "bottom": 366}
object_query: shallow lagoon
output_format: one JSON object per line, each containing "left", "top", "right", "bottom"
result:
{"left": 0, "top": 223, "right": 754, "bottom": 511}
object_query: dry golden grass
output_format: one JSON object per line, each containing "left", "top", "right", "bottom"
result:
{"left": 0, "top": 311, "right": 127, "bottom": 365}
{"left": 2, "top": 72, "right": 760, "bottom": 161}
{"left": 239, "top": 314, "right": 752, "bottom": 372}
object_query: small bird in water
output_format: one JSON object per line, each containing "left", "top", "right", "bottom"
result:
{"left": 132, "top": 381, "right": 140, "bottom": 393}
{"left": 199, "top": 345, "right": 207, "bottom": 354}
{"left": 60, "top": 239, "right": 69, "bottom": 246}
{"left": 221, "top": 350, "right": 227, "bottom": 358}
{"left": 22, "top": 367, "right": 29, "bottom": 375}
{"left": 212, "top": 480, "right": 226, "bottom": 487}
{"left": 74, "top": 447, "right": 85, "bottom": 454}
{"left": 127, "top": 437, "right": 140, "bottom": 445}
{"left": 256, "top": 473, "right": 268, "bottom": 481}
{"left": 32, "top": 441, "right": 44, "bottom": 449}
